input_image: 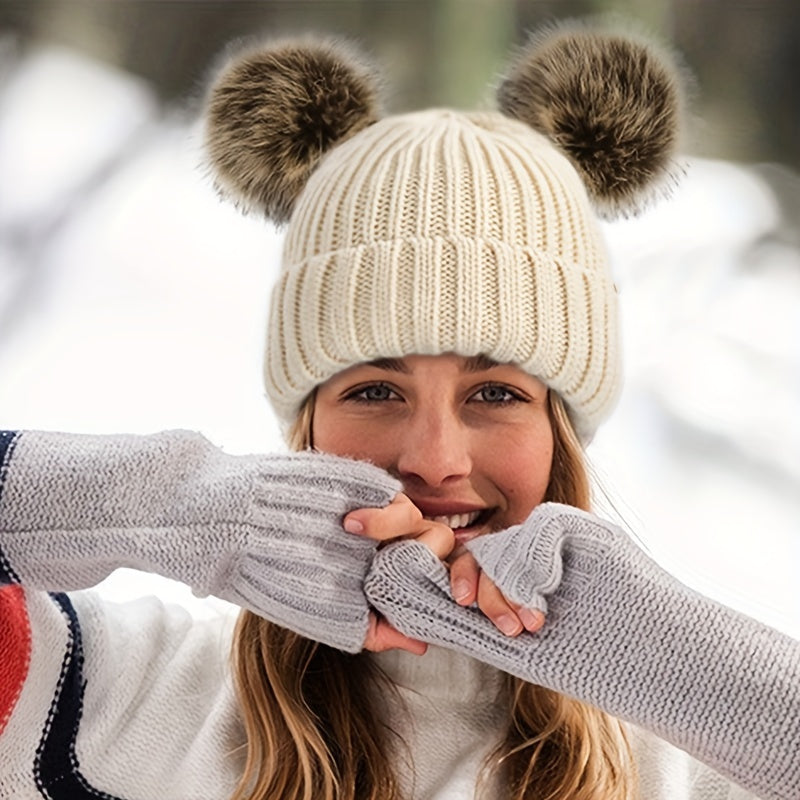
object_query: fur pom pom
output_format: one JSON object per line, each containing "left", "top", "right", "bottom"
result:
{"left": 204, "top": 38, "right": 380, "bottom": 223}
{"left": 498, "top": 22, "right": 684, "bottom": 218}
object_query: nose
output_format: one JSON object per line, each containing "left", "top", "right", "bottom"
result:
{"left": 395, "top": 407, "right": 472, "bottom": 488}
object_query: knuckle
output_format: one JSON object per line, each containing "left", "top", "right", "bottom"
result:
{"left": 449, "top": 554, "right": 467, "bottom": 575}
{"left": 398, "top": 494, "right": 423, "bottom": 522}
{"left": 451, "top": 553, "right": 477, "bottom": 579}
{"left": 436, "top": 521, "right": 456, "bottom": 543}
{"left": 477, "top": 575, "right": 506, "bottom": 608}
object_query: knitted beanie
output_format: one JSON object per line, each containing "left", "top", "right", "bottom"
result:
{"left": 204, "top": 23, "right": 684, "bottom": 441}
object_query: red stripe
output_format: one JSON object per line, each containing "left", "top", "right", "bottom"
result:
{"left": 0, "top": 584, "right": 31, "bottom": 735}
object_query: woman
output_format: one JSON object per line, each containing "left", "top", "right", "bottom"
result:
{"left": 1, "top": 23, "right": 798, "bottom": 800}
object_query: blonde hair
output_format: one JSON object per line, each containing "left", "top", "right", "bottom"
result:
{"left": 230, "top": 390, "right": 636, "bottom": 800}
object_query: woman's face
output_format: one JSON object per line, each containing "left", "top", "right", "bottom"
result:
{"left": 313, "top": 353, "right": 554, "bottom": 549}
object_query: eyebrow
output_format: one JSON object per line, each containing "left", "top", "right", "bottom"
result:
{"left": 365, "top": 355, "right": 501, "bottom": 374}
{"left": 365, "top": 358, "right": 409, "bottom": 373}
{"left": 464, "top": 354, "right": 501, "bottom": 372}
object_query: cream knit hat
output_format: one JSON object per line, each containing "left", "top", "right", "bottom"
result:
{"left": 204, "top": 24, "right": 683, "bottom": 441}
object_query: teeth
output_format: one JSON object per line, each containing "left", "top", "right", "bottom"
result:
{"left": 424, "top": 510, "right": 482, "bottom": 530}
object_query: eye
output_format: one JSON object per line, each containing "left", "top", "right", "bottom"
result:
{"left": 343, "top": 382, "right": 400, "bottom": 403}
{"left": 470, "top": 383, "right": 527, "bottom": 405}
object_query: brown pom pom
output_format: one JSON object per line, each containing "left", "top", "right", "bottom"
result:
{"left": 498, "top": 22, "right": 685, "bottom": 218}
{"left": 204, "top": 38, "right": 380, "bottom": 223}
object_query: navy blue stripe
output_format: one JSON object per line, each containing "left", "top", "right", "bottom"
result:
{"left": 34, "top": 593, "right": 127, "bottom": 800}
{"left": 0, "top": 430, "right": 19, "bottom": 470}
{"left": 0, "top": 430, "right": 22, "bottom": 584}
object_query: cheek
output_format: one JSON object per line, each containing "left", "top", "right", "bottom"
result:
{"left": 312, "top": 410, "right": 398, "bottom": 467}
{"left": 488, "top": 429, "right": 554, "bottom": 522}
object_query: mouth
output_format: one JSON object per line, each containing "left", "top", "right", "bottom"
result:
{"left": 422, "top": 507, "right": 495, "bottom": 538}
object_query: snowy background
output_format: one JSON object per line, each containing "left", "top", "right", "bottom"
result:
{"left": 1, "top": 30, "right": 798, "bottom": 635}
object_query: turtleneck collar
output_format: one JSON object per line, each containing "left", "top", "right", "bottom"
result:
{"left": 369, "top": 644, "right": 507, "bottom": 704}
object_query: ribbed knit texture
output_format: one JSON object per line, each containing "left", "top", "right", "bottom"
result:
{"left": 0, "top": 430, "right": 400, "bottom": 652}
{"left": 364, "top": 503, "right": 800, "bottom": 800}
{"left": 265, "top": 109, "right": 620, "bottom": 441}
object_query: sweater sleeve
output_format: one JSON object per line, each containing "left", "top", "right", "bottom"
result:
{"left": 0, "top": 582, "right": 246, "bottom": 799}
{"left": 627, "top": 724, "right": 762, "bottom": 800}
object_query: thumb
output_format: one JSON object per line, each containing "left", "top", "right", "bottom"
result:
{"left": 466, "top": 504, "right": 575, "bottom": 614}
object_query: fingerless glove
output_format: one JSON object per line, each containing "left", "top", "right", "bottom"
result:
{"left": 0, "top": 429, "right": 400, "bottom": 652}
{"left": 364, "top": 502, "right": 800, "bottom": 800}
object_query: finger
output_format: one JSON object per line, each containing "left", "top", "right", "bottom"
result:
{"left": 477, "top": 572, "right": 524, "bottom": 637}
{"left": 412, "top": 520, "right": 455, "bottom": 560}
{"left": 345, "top": 495, "right": 455, "bottom": 558}
{"left": 491, "top": 595, "right": 546, "bottom": 633}
{"left": 449, "top": 551, "right": 480, "bottom": 606}
{"left": 363, "top": 612, "right": 428, "bottom": 655}
{"left": 517, "top": 606, "right": 546, "bottom": 633}
{"left": 344, "top": 493, "right": 422, "bottom": 540}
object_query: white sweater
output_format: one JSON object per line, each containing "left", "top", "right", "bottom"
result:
{"left": 0, "top": 587, "right": 759, "bottom": 800}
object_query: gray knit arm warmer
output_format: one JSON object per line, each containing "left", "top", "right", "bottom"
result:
{"left": 364, "top": 502, "right": 800, "bottom": 800}
{"left": 0, "top": 429, "right": 400, "bottom": 652}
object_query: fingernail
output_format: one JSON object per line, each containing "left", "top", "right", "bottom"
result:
{"left": 452, "top": 579, "right": 471, "bottom": 603}
{"left": 343, "top": 518, "right": 364, "bottom": 534}
{"left": 519, "top": 608, "right": 543, "bottom": 632}
{"left": 497, "top": 614, "right": 522, "bottom": 636}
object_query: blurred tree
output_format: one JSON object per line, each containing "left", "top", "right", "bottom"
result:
{"left": 0, "top": 0, "right": 798, "bottom": 168}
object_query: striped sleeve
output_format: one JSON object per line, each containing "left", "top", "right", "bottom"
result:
{"left": 1, "top": 432, "right": 30, "bottom": 744}
{"left": 0, "top": 430, "right": 22, "bottom": 585}
{"left": 1, "top": 431, "right": 126, "bottom": 798}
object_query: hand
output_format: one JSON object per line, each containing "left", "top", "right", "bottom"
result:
{"left": 345, "top": 494, "right": 544, "bottom": 645}
{"left": 344, "top": 493, "right": 454, "bottom": 654}
{"left": 449, "top": 549, "right": 546, "bottom": 636}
